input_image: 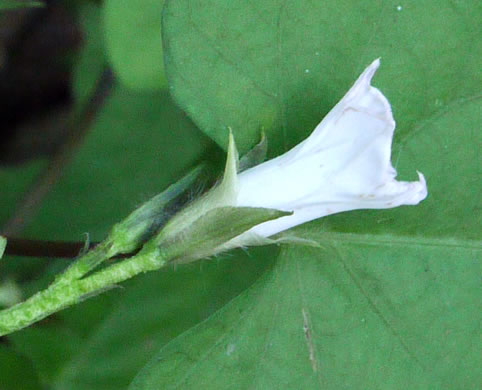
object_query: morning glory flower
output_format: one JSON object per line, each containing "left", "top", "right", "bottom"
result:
{"left": 158, "top": 59, "right": 428, "bottom": 259}
{"left": 233, "top": 58, "right": 427, "bottom": 240}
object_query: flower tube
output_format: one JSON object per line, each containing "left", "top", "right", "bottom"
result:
{"left": 235, "top": 59, "right": 427, "bottom": 238}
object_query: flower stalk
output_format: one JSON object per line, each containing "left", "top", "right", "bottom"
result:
{"left": 0, "top": 166, "right": 204, "bottom": 336}
{"left": 0, "top": 248, "right": 167, "bottom": 335}
{"left": 0, "top": 165, "right": 286, "bottom": 336}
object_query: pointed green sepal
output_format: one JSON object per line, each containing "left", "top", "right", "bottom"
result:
{"left": 239, "top": 130, "right": 267, "bottom": 171}
{"left": 157, "top": 131, "right": 240, "bottom": 242}
{"left": 156, "top": 206, "right": 291, "bottom": 263}
{"left": 217, "top": 128, "right": 239, "bottom": 197}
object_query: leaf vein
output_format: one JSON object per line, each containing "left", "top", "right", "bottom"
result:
{"left": 331, "top": 242, "right": 426, "bottom": 369}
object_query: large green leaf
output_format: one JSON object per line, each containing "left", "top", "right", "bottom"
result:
{"left": 162, "top": 0, "right": 480, "bottom": 155}
{"left": 130, "top": 0, "right": 481, "bottom": 388}
{"left": 131, "top": 236, "right": 480, "bottom": 389}
{"left": 104, "top": 0, "right": 167, "bottom": 90}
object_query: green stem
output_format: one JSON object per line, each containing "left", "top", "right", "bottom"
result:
{"left": 55, "top": 241, "right": 112, "bottom": 285}
{"left": 78, "top": 249, "right": 165, "bottom": 292}
{"left": 0, "top": 249, "right": 166, "bottom": 337}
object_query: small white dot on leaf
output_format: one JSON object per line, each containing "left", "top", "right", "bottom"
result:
{"left": 226, "top": 343, "right": 236, "bottom": 356}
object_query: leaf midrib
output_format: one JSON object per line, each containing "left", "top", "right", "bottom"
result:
{"left": 314, "top": 231, "right": 481, "bottom": 250}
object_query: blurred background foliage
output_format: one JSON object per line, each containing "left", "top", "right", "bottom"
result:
{"left": 0, "top": 0, "right": 480, "bottom": 389}
{"left": 0, "top": 1, "right": 275, "bottom": 388}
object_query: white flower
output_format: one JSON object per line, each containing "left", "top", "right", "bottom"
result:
{"left": 234, "top": 58, "right": 428, "bottom": 239}
{"left": 158, "top": 59, "right": 428, "bottom": 259}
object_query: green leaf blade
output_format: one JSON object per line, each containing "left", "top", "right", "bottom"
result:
{"left": 163, "top": 0, "right": 481, "bottom": 155}
{"left": 130, "top": 235, "right": 481, "bottom": 389}
{"left": 104, "top": 0, "right": 167, "bottom": 90}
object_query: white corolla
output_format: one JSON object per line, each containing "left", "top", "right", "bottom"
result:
{"left": 159, "top": 59, "right": 428, "bottom": 257}
{"left": 234, "top": 58, "right": 427, "bottom": 238}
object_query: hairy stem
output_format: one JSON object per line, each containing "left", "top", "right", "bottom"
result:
{"left": 0, "top": 247, "right": 166, "bottom": 337}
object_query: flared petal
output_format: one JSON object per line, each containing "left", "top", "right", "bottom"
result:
{"left": 236, "top": 59, "right": 428, "bottom": 238}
